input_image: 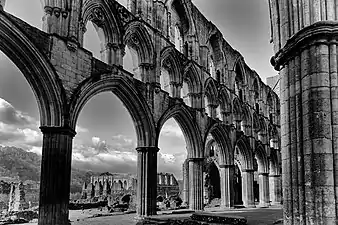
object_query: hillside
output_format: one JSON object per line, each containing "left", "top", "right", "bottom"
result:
{"left": 0, "top": 146, "right": 99, "bottom": 193}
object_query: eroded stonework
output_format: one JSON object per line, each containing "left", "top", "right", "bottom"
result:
{"left": 0, "top": 0, "right": 283, "bottom": 224}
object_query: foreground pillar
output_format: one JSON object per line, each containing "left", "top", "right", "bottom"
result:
{"left": 241, "top": 169, "right": 255, "bottom": 208}
{"left": 136, "top": 147, "right": 158, "bottom": 217}
{"left": 189, "top": 158, "right": 204, "bottom": 211}
{"left": 38, "top": 126, "right": 76, "bottom": 225}
{"left": 269, "top": 1, "right": 338, "bottom": 224}
{"left": 220, "top": 165, "right": 235, "bottom": 208}
{"left": 258, "top": 173, "right": 270, "bottom": 207}
{"left": 182, "top": 159, "right": 189, "bottom": 205}
{"left": 269, "top": 174, "right": 282, "bottom": 205}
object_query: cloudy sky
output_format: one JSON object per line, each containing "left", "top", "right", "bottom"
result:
{"left": 0, "top": 0, "right": 275, "bottom": 180}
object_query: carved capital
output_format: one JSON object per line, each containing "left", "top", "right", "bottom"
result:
{"left": 136, "top": 147, "right": 159, "bottom": 153}
{"left": 44, "top": 6, "right": 53, "bottom": 15}
{"left": 139, "top": 63, "right": 154, "bottom": 70}
{"left": 40, "top": 126, "right": 77, "bottom": 138}
{"left": 272, "top": 21, "right": 338, "bottom": 71}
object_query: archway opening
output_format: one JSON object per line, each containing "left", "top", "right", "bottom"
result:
{"left": 234, "top": 162, "right": 243, "bottom": 205}
{"left": 0, "top": 51, "right": 43, "bottom": 212}
{"left": 71, "top": 92, "right": 137, "bottom": 208}
{"left": 253, "top": 157, "right": 259, "bottom": 203}
{"left": 205, "top": 161, "right": 221, "bottom": 203}
{"left": 157, "top": 118, "right": 187, "bottom": 209}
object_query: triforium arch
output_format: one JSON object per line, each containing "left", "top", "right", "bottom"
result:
{"left": 80, "top": 0, "right": 123, "bottom": 65}
{"left": 160, "top": 46, "right": 182, "bottom": 97}
{"left": 0, "top": 0, "right": 282, "bottom": 223}
{"left": 124, "top": 21, "right": 155, "bottom": 82}
{"left": 181, "top": 62, "right": 202, "bottom": 108}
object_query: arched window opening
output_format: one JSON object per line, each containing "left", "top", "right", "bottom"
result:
{"left": 181, "top": 81, "right": 191, "bottom": 106}
{"left": 174, "top": 25, "right": 183, "bottom": 52}
{"left": 83, "top": 21, "right": 103, "bottom": 60}
{"left": 204, "top": 95, "right": 211, "bottom": 116}
{"left": 160, "top": 67, "right": 171, "bottom": 94}
{"left": 124, "top": 46, "right": 141, "bottom": 80}
{"left": 209, "top": 55, "right": 216, "bottom": 78}
{"left": 235, "top": 63, "right": 244, "bottom": 101}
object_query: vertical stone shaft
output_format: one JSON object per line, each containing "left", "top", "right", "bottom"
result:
{"left": 258, "top": 173, "right": 270, "bottom": 207}
{"left": 38, "top": 126, "right": 76, "bottom": 225}
{"left": 188, "top": 158, "right": 204, "bottom": 211}
{"left": 136, "top": 147, "right": 158, "bottom": 217}
{"left": 220, "top": 165, "right": 234, "bottom": 208}
{"left": 269, "top": 175, "right": 282, "bottom": 205}
{"left": 241, "top": 169, "right": 255, "bottom": 208}
{"left": 182, "top": 159, "right": 189, "bottom": 205}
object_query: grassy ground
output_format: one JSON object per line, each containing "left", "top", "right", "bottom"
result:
{"left": 20, "top": 206, "right": 283, "bottom": 225}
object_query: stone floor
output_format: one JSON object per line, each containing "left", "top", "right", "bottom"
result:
{"left": 20, "top": 206, "right": 283, "bottom": 225}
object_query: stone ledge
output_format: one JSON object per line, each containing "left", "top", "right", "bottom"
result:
{"left": 191, "top": 212, "right": 247, "bottom": 225}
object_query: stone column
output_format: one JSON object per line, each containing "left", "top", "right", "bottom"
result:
{"left": 269, "top": 1, "right": 338, "bottom": 223}
{"left": 136, "top": 147, "right": 159, "bottom": 217}
{"left": 241, "top": 169, "right": 255, "bottom": 208}
{"left": 38, "top": 126, "right": 76, "bottom": 225}
{"left": 188, "top": 158, "right": 204, "bottom": 211}
{"left": 220, "top": 165, "right": 235, "bottom": 208}
{"left": 258, "top": 173, "right": 270, "bottom": 207}
{"left": 269, "top": 174, "right": 282, "bottom": 206}
{"left": 182, "top": 159, "right": 189, "bottom": 205}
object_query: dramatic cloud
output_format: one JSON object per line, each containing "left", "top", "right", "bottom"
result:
{"left": 0, "top": 98, "right": 36, "bottom": 126}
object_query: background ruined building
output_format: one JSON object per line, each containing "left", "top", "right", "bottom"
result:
{"left": 81, "top": 172, "right": 179, "bottom": 202}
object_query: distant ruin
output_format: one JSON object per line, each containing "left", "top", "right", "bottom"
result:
{"left": 81, "top": 172, "right": 180, "bottom": 202}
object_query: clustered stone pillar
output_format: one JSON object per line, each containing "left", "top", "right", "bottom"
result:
{"left": 38, "top": 126, "right": 76, "bottom": 225}
{"left": 269, "top": 174, "right": 281, "bottom": 205}
{"left": 219, "top": 165, "right": 235, "bottom": 208}
{"left": 269, "top": 0, "right": 338, "bottom": 223}
{"left": 182, "top": 159, "right": 189, "bottom": 205}
{"left": 188, "top": 158, "right": 204, "bottom": 211}
{"left": 241, "top": 169, "right": 255, "bottom": 208}
{"left": 258, "top": 173, "right": 270, "bottom": 207}
{"left": 136, "top": 147, "right": 159, "bottom": 217}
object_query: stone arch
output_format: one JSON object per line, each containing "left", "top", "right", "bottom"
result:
{"left": 233, "top": 97, "right": 242, "bottom": 123}
{"left": 181, "top": 63, "right": 202, "bottom": 107}
{"left": 233, "top": 58, "right": 246, "bottom": 101}
{"left": 205, "top": 123, "right": 233, "bottom": 165}
{"left": 204, "top": 77, "right": 218, "bottom": 117}
{"left": 252, "top": 112, "right": 260, "bottom": 133}
{"left": 218, "top": 87, "right": 231, "bottom": 122}
{"left": 69, "top": 75, "right": 156, "bottom": 147}
{"left": 241, "top": 105, "right": 252, "bottom": 135}
{"left": 81, "top": 0, "right": 122, "bottom": 47}
{"left": 160, "top": 47, "right": 182, "bottom": 96}
{"left": 207, "top": 32, "right": 226, "bottom": 82}
{"left": 0, "top": 12, "right": 64, "bottom": 126}
{"left": 235, "top": 137, "right": 254, "bottom": 171}
{"left": 254, "top": 144, "right": 269, "bottom": 174}
{"left": 124, "top": 21, "right": 155, "bottom": 82}
{"left": 157, "top": 105, "right": 203, "bottom": 158}
{"left": 252, "top": 77, "right": 260, "bottom": 107}
{"left": 124, "top": 21, "right": 154, "bottom": 65}
{"left": 205, "top": 137, "right": 217, "bottom": 158}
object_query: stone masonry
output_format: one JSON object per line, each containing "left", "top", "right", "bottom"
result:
{"left": 0, "top": 0, "right": 281, "bottom": 224}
